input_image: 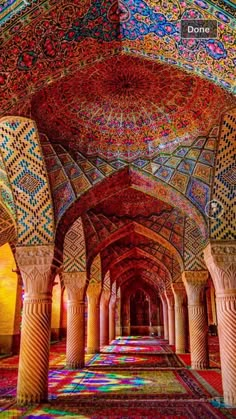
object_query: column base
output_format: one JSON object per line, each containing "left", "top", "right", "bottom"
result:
{"left": 87, "top": 348, "right": 100, "bottom": 354}
{"left": 191, "top": 361, "right": 209, "bottom": 370}
{"left": 176, "top": 349, "right": 186, "bottom": 354}
{"left": 224, "top": 392, "right": 236, "bottom": 407}
{"left": 17, "top": 392, "right": 48, "bottom": 406}
{"left": 66, "top": 361, "right": 84, "bottom": 369}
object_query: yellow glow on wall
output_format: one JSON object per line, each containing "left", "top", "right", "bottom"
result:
{"left": 51, "top": 275, "right": 62, "bottom": 331}
{"left": 0, "top": 243, "right": 18, "bottom": 336}
{"left": 61, "top": 288, "right": 67, "bottom": 330}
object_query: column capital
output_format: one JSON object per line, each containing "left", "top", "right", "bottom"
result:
{"left": 63, "top": 271, "right": 87, "bottom": 301}
{"left": 171, "top": 282, "right": 187, "bottom": 305}
{"left": 87, "top": 282, "right": 102, "bottom": 297}
{"left": 182, "top": 270, "right": 209, "bottom": 285}
{"left": 182, "top": 271, "right": 208, "bottom": 305}
{"left": 15, "top": 245, "right": 54, "bottom": 297}
{"left": 204, "top": 241, "right": 236, "bottom": 295}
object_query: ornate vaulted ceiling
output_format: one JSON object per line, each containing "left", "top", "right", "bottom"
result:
{"left": 30, "top": 55, "right": 232, "bottom": 161}
{"left": 0, "top": 0, "right": 236, "bottom": 118}
{"left": 0, "top": 0, "right": 235, "bottom": 297}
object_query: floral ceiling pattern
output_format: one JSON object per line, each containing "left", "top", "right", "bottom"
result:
{"left": 31, "top": 55, "right": 233, "bottom": 161}
{"left": 0, "top": 0, "right": 236, "bottom": 118}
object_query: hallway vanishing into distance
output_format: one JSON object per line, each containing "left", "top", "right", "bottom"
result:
{"left": 0, "top": 335, "right": 234, "bottom": 418}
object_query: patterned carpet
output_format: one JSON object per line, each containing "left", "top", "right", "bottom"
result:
{"left": 87, "top": 353, "right": 184, "bottom": 369}
{"left": 0, "top": 370, "right": 17, "bottom": 397}
{"left": 48, "top": 368, "right": 210, "bottom": 400}
{"left": 0, "top": 400, "right": 227, "bottom": 418}
{"left": 0, "top": 336, "right": 234, "bottom": 418}
{"left": 196, "top": 370, "right": 223, "bottom": 394}
{"left": 101, "top": 344, "right": 172, "bottom": 354}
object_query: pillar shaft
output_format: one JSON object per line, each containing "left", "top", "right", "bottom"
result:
{"left": 183, "top": 271, "right": 209, "bottom": 370}
{"left": 172, "top": 283, "right": 187, "bottom": 354}
{"left": 100, "top": 290, "right": 110, "bottom": 347}
{"left": 204, "top": 242, "right": 236, "bottom": 406}
{"left": 115, "top": 296, "right": 122, "bottom": 337}
{"left": 87, "top": 283, "right": 101, "bottom": 354}
{"left": 63, "top": 272, "right": 87, "bottom": 369}
{"left": 15, "top": 245, "right": 54, "bottom": 405}
{"left": 109, "top": 296, "right": 116, "bottom": 342}
{"left": 165, "top": 290, "right": 175, "bottom": 345}
{"left": 160, "top": 294, "right": 169, "bottom": 340}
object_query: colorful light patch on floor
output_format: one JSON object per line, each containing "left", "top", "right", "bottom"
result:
{"left": 0, "top": 336, "right": 229, "bottom": 418}
{"left": 86, "top": 353, "right": 183, "bottom": 369}
{"left": 47, "top": 369, "right": 209, "bottom": 399}
{"left": 101, "top": 344, "right": 170, "bottom": 353}
{"left": 0, "top": 401, "right": 227, "bottom": 419}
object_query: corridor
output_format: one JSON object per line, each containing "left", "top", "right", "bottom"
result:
{"left": 0, "top": 336, "right": 234, "bottom": 418}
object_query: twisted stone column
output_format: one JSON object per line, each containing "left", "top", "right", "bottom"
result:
{"left": 100, "top": 289, "right": 110, "bottom": 347}
{"left": 183, "top": 271, "right": 209, "bottom": 370}
{"left": 109, "top": 294, "right": 116, "bottom": 342}
{"left": 87, "top": 283, "right": 102, "bottom": 354}
{"left": 160, "top": 293, "right": 169, "bottom": 340}
{"left": 165, "top": 289, "right": 175, "bottom": 345}
{"left": 15, "top": 245, "right": 54, "bottom": 405}
{"left": 204, "top": 242, "right": 236, "bottom": 406}
{"left": 63, "top": 272, "right": 87, "bottom": 369}
{"left": 171, "top": 283, "right": 187, "bottom": 354}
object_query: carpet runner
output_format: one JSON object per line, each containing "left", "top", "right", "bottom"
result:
{"left": 0, "top": 400, "right": 228, "bottom": 418}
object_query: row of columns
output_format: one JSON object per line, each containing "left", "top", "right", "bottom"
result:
{"left": 14, "top": 242, "right": 236, "bottom": 407}
{"left": 15, "top": 247, "right": 117, "bottom": 404}
{"left": 161, "top": 272, "right": 209, "bottom": 368}
{"left": 161, "top": 241, "right": 236, "bottom": 407}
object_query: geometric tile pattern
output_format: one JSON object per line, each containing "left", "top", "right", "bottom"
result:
{"left": 0, "top": 204, "right": 16, "bottom": 246}
{"left": 187, "top": 178, "right": 210, "bottom": 215}
{"left": 86, "top": 202, "right": 185, "bottom": 259}
{"left": 40, "top": 135, "right": 75, "bottom": 221}
{"left": 103, "top": 271, "right": 110, "bottom": 292}
{"left": 42, "top": 130, "right": 218, "bottom": 235}
{"left": 0, "top": 153, "right": 16, "bottom": 219}
{"left": 184, "top": 218, "right": 206, "bottom": 271}
{"left": 63, "top": 217, "right": 86, "bottom": 273}
{"left": 211, "top": 108, "right": 236, "bottom": 239}
{"left": 193, "top": 163, "right": 212, "bottom": 185}
{"left": 0, "top": 117, "right": 54, "bottom": 245}
{"left": 101, "top": 236, "right": 179, "bottom": 284}
{"left": 0, "top": 153, "right": 16, "bottom": 245}
{"left": 169, "top": 172, "right": 189, "bottom": 194}
{"left": 90, "top": 254, "right": 101, "bottom": 284}
{"left": 54, "top": 145, "right": 91, "bottom": 198}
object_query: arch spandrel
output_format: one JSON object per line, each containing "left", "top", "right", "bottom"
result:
{"left": 63, "top": 217, "right": 86, "bottom": 273}
{"left": 89, "top": 253, "right": 102, "bottom": 285}
{"left": 0, "top": 117, "right": 54, "bottom": 245}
